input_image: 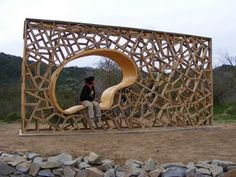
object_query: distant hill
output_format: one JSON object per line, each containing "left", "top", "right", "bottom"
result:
{"left": 0, "top": 53, "right": 21, "bottom": 87}
{"left": 0, "top": 52, "right": 235, "bottom": 120}
{"left": 0, "top": 53, "right": 21, "bottom": 120}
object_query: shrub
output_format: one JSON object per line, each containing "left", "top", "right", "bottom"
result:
{"left": 4, "top": 112, "right": 20, "bottom": 123}
{"left": 224, "top": 105, "right": 236, "bottom": 115}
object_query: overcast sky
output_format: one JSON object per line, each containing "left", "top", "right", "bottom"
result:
{"left": 0, "top": 0, "right": 235, "bottom": 66}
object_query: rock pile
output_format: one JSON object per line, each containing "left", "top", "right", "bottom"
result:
{"left": 0, "top": 151, "right": 236, "bottom": 177}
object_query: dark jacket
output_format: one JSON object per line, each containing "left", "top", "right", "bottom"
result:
{"left": 80, "top": 84, "right": 95, "bottom": 102}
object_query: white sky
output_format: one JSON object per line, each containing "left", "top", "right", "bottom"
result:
{"left": 0, "top": 0, "right": 235, "bottom": 67}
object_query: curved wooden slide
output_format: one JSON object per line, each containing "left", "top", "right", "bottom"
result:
{"left": 48, "top": 49, "right": 138, "bottom": 115}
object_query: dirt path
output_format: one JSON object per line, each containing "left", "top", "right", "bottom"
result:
{"left": 0, "top": 123, "right": 236, "bottom": 164}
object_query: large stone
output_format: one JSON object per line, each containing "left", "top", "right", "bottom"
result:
{"left": 0, "top": 160, "right": 16, "bottom": 175}
{"left": 48, "top": 152, "right": 73, "bottom": 164}
{"left": 144, "top": 158, "right": 156, "bottom": 172}
{"left": 209, "top": 165, "right": 224, "bottom": 177}
{"left": 29, "top": 162, "right": 41, "bottom": 176}
{"left": 212, "top": 160, "right": 236, "bottom": 172}
{"left": 52, "top": 168, "right": 64, "bottom": 176}
{"left": 64, "top": 166, "right": 76, "bottom": 177}
{"left": 104, "top": 168, "right": 115, "bottom": 177}
{"left": 85, "top": 167, "right": 104, "bottom": 177}
{"left": 195, "top": 168, "right": 211, "bottom": 176}
{"left": 7, "top": 161, "right": 22, "bottom": 167}
{"left": 196, "top": 162, "right": 212, "bottom": 169}
{"left": 98, "top": 159, "right": 114, "bottom": 171}
{"left": 79, "top": 162, "right": 91, "bottom": 169}
{"left": 64, "top": 157, "right": 82, "bottom": 166}
{"left": 87, "top": 152, "right": 101, "bottom": 164}
{"left": 16, "top": 162, "right": 31, "bottom": 172}
{"left": 162, "top": 167, "right": 187, "bottom": 177}
{"left": 40, "top": 161, "right": 62, "bottom": 169}
{"left": 212, "top": 160, "right": 235, "bottom": 167}
{"left": 27, "top": 152, "right": 40, "bottom": 160}
{"left": 196, "top": 162, "right": 224, "bottom": 177}
{"left": 1, "top": 155, "right": 27, "bottom": 167}
{"left": 125, "top": 159, "right": 144, "bottom": 168}
{"left": 38, "top": 169, "right": 54, "bottom": 177}
{"left": 33, "top": 156, "right": 44, "bottom": 164}
{"left": 0, "top": 153, "right": 14, "bottom": 158}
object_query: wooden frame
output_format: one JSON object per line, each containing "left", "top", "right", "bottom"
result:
{"left": 21, "top": 18, "right": 212, "bottom": 132}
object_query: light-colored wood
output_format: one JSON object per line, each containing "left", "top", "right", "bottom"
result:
{"left": 21, "top": 18, "right": 213, "bottom": 132}
{"left": 48, "top": 49, "right": 138, "bottom": 114}
{"left": 21, "top": 21, "right": 28, "bottom": 131}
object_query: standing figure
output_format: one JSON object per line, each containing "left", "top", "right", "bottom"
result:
{"left": 80, "top": 76, "right": 102, "bottom": 128}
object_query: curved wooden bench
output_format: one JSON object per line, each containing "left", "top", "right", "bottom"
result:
{"left": 49, "top": 49, "right": 138, "bottom": 115}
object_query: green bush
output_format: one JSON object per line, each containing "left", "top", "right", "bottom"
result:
{"left": 214, "top": 104, "right": 236, "bottom": 123}
{"left": 214, "top": 114, "right": 236, "bottom": 123}
{"left": 224, "top": 105, "right": 236, "bottom": 115}
{"left": 4, "top": 112, "right": 20, "bottom": 123}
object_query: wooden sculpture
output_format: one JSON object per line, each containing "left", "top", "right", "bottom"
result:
{"left": 21, "top": 18, "right": 212, "bottom": 132}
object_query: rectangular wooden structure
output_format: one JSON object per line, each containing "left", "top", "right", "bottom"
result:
{"left": 21, "top": 18, "right": 212, "bottom": 132}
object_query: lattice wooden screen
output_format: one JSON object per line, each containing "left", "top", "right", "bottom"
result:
{"left": 21, "top": 18, "right": 212, "bottom": 132}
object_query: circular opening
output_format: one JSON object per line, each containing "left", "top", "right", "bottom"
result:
{"left": 56, "top": 56, "right": 122, "bottom": 109}
{"left": 49, "top": 49, "right": 138, "bottom": 114}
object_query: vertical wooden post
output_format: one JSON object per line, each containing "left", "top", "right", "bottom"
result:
{"left": 209, "top": 38, "right": 213, "bottom": 125}
{"left": 21, "top": 20, "right": 27, "bottom": 132}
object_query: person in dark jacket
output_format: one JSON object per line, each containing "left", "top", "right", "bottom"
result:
{"left": 80, "top": 76, "right": 102, "bottom": 128}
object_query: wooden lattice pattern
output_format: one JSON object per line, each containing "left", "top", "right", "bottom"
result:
{"left": 21, "top": 18, "right": 213, "bottom": 132}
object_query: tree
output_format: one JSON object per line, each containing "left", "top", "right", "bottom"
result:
{"left": 95, "top": 57, "right": 122, "bottom": 97}
{"left": 218, "top": 51, "right": 236, "bottom": 66}
{"left": 213, "top": 65, "right": 236, "bottom": 104}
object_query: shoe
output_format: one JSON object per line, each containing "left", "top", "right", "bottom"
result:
{"left": 97, "top": 117, "right": 103, "bottom": 127}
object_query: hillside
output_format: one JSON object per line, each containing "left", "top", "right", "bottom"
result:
{"left": 0, "top": 53, "right": 21, "bottom": 86}
{"left": 0, "top": 53, "right": 21, "bottom": 120}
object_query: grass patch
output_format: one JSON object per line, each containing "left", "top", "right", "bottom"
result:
{"left": 214, "top": 104, "right": 236, "bottom": 123}
{"left": 214, "top": 114, "right": 236, "bottom": 123}
{"left": 0, "top": 112, "right": 20, "bottom": 123}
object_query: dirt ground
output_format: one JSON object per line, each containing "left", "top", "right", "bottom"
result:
{"left": 0, "top": 123, "right": 236, "bottom": 165}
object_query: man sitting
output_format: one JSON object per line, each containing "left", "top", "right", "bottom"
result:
{"left": 80, "top": 76, "right": 102, "bottom": 128}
